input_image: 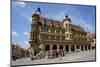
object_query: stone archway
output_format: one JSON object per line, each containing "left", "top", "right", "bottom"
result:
{"left": 71, "top": 45, "right": 75, "bottom": 51}
{"left": 59, "top": 45, "right": 63, "bottom": 50}
{"left": 76, "top": 45, "right": 80, "bottom": 49}
{"left": 45, "top": 45, "right": 50, "bottom": 51}
{"left": 85, "top": 45, "right": 87, "bottom": 51}
{"left": 81, "top": 45, "right": 84, "bottom": 51}
{"left": 52, "top": 45, "right": 57, "bottom": 50}
{"left": 65, "top": 45, "right": 69, "bottom": 52}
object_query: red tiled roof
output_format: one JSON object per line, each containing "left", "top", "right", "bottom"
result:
{"left": 38, "top": 16, "right": 64, "bottom": 28}
{"left": 33, "top": 16, "right": 87, "bottom": 32}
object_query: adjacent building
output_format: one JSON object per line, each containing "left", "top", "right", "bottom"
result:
{"left": 12, "top": 44, "right": 29, "bottom": 59}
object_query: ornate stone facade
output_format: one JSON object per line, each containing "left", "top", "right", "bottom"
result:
{"left": 29, "top": 8, "right": 92, "bottom": 60}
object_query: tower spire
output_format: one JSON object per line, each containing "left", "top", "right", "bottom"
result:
{"left": 63, "top": 14, "right": 72, "bottom": 23}
{"left": 65, "top": 15, "right": 68, "bottom": 19}
{"left": 35, "top": 7, "right": 41, "bottom": 15}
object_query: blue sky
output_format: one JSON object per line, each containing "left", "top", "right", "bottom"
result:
{"left": 12, "top": 1, "right": 96, "bottom": 49}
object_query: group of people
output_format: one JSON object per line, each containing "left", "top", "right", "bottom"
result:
{"left": 45, "top": 50, "right": 65, "bottom": 59}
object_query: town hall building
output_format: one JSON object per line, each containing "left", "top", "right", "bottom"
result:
{"left": 29, "top": 8, "right": 93, "bottom": 60}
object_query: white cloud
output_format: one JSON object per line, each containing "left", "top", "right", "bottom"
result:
{"left": 28, "top": 17, "right": 32, "bottom": 22}
{"left": 79, "top": 19, "right": 94, "bottom": 33}
{"left": 55, "top": 9, "right": 69, "bottom": 20}
{"left": 23, "top": 31, "right": 29, "bottom": 36}
{"left": 71, "top": 16, "right": 94, "bottom": 33}
{"left": 12, "top": 1, "right": 33, "bottom": 22}
{"left": 21, "top": 12, "right": 32, "bottom": 22}
{"left": 13, "top": 1, "right": 26, "bottom": 7}
{"left": 12, "top": 31, "right": 18, "bottom": 36}
{"left": 23, "top": 41, "right": 30, "bottom": 49}
{"left": 44, "top": 8, "right": 70, "bottom": 21}
{"left": 24, "top": 41, "right": 29, "bottom": 45}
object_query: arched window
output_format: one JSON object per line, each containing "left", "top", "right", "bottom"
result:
{"left": 81, "top": 45, "right": 84, "bottom": 51}
{"left": 45, "top": 45, "right": 50, "bottom": 51}
{"left": 85, "top": 45, "right": 87, "bottom": 50}
{"left": 65, "top": 45, "right": 69, "bottom": 52}
{"left": 59, "top": 45, "right": 63, "bottom": 50}
{"left": 52, "top": 45, "right": 57, "bottom": 50}
{"left": 71, "top": 45, "right": 75, "bottom": 51}
{"left": 76, "top": 45, "right": 80, "bottom": 49}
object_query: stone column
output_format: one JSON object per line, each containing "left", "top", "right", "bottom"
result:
{"left": 63, "top": 45, "right": 66, "bottom": 55}
{"left": 90, "top": 46, "right": 92, "bottom": 50}
{"left": 80, "top": 45, "right": 81, "bottom": 51}
{"left": 89, "top": 45, "right": 91, "bottom": 50}
{"left": 83, "top": 45, "right": 85, "bottom": 51}
{"left": 57, "top": 45, "right": 59, "bottom": 51}
{"left": 63, "top": 45, "right": 65, "bottom": 51}
{"left": 50, "top": 45, "right": 53, "bottom": 51}
{"left": 75, "top": 45, "right": 77, "bottom": 52}
{"left": 69, "top": 45, "right": 71, "bottom": 53}
{"left": 43, "top": 44, "right": 45, "bottom": 52}
{"left": 87, "top": 45, "right": 89, "bottom": 51}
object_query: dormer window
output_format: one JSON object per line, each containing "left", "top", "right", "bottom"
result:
{"left": 52, "top": 24, "right": 54, "bottom": 27}
{"left": 51, "top": 22, "right": 53, "bottom": 24}
{"left": 58, "top": 24, "right": 61, "bottom": 28}
{"left": 38, "top": 22, "right": 42, "bottom": 25}
{"left": 59, "top": 26, "right": 61, "bottom": 28}
{"left": 44, "top": 23, "right": 46, "bottom": 26}
{"left": 66, "top": 24, "right": 68, "bottom": 26}
{"left": 51, "top": 20, "right": 53, "bottom": 24}
{"left": 44, "top": 19, "right": 46, "bottom": 22}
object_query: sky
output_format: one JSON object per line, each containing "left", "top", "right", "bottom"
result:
{"left": 12, "top": 1, "right": 96, "bottom": 49}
